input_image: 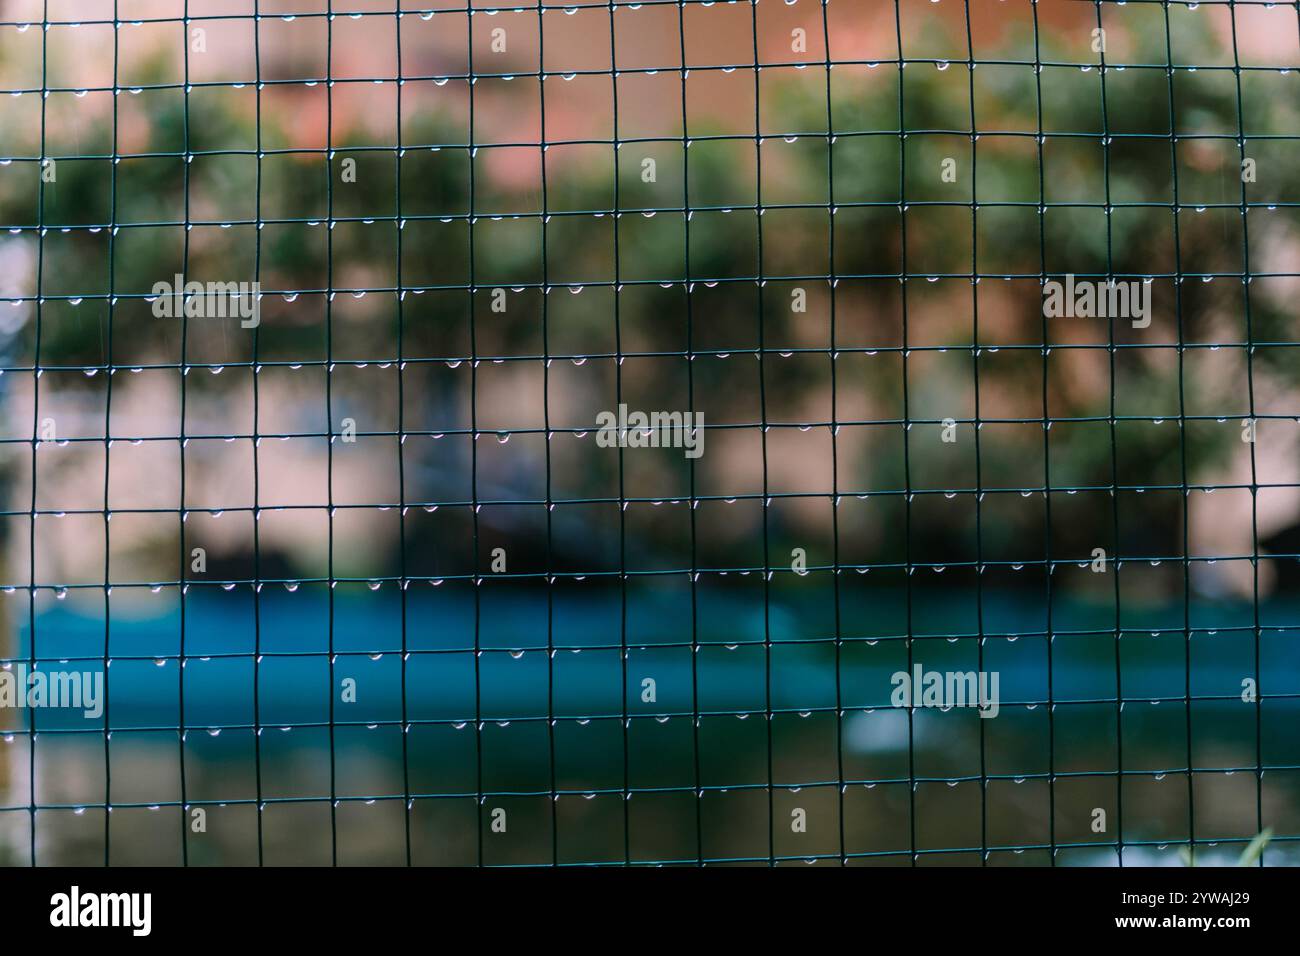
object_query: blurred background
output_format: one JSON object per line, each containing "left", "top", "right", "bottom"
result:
{"left": 0, "top": 0, "right": 1298, "bottom": 865}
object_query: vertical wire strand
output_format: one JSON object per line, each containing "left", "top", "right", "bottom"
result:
{"left": 1030, "top": 0, "right": 1057, "bottom": 867}
{"left": 158, "top": 0, "right": 191, "bottom": 866}
{"left": 325, "top": 0, "right": 338, "bottom": 867}
{"left": 1226, "top": 0, "right": 1266, "bottom": 863}
{"left": 674, "top": 0, "right": 705, "bottom": 867}
{"left": 177, "top": 0, "right": 194, "bottom": 864}
{"left": 748, "top": 0, "right": 775, "bottom": 869}
{"left": 101, "top": 0, "right": 121, "bottom": 869}
{"left": 536, "top": 0, "right": 559, "bottom": 867}
{"left": 818, "top": 0, "right": 847, "bottom": 867}
{"left": 960, "top": 0, "right": 990, "bottom": 867}
{"left": 611, "top": 1, "right": 632, "bottom": 868}
{"left": 468, "top": 5, "right": 485, "bottom": 869}
{"left": 395, "top": 0, "right": 413, "bottom": 868}
{"left": 893, "top": 0, "right": 918, "bottom": 867}
{"left": 251, "top": 0, "right": 266, "bottom": 868}
{"left": 27, "top": 0, "right": 49, "bottom": 868}
{"left": 1093, "top": 0, "right": 1125, "bottom": 867}
{"left": 1161, "top": 0, "right": 1196, "bottom": 866}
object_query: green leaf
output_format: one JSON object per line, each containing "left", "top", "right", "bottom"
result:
{"left": 1236, "top": 829, "right": 1273, "bottom": 867}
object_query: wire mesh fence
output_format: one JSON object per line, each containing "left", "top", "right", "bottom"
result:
{"left": 0, "top": 0, "right": 1297, "bottom": 866}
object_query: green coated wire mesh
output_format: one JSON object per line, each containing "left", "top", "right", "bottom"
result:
{"left": 0, "top": 0, "right": 1297, "bottom": 866}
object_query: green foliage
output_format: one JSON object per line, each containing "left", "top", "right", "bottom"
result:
{"left": 1180, "top": 828, "right": 1273, "bottom": 867}
{"left": 0, "top": 15, "right": 1295, "bottom": 576}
